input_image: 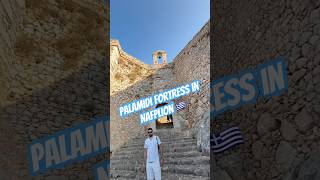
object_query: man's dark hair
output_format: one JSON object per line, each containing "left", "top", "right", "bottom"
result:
{"left": 148, "top": 128, "right": 153, "bottom": 131}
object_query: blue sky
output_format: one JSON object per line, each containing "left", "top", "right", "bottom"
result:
{"left": 111, "top": 0, "right": 210, "bottom": 64}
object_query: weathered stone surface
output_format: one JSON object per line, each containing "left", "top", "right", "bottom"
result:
{"left": 291, "top": 68, "right": 306, "bottom": 82}
{"left": 309, "top": 35, "right": 320, "bottom": 46}
{"left": 0, "top": 1, "right": 108, "bottom": 179}
{"left": 310, "top": 7, "right": 320, "bottom": 23}
{"left": 302, "top": 44, "right": 312, "bottom": 57}
{"left": 212, "top": 0, "right": 320, "bottom": 179}
{"left": 280, "top": 120, "right": 298, "bottom": 141}
{"left": 296, "top": 57, "right": 308, "bottom": 69}
{"left": 257, "top": 113, "right": 278, "bottom": 136}
{"left": 276, "top": 141, "right": 297, "bottom": 172}
{"left": 299, "top": 32, "right": 312, "bottom": 45}
{"left": 196, "top": 112, "right": 210, "bottom": 156}
{"left": 296, "top": 152, "right": 320, "bottom": 180}
{"left": 218, "top": 154, "right": 245, "bottom": 180}
{"left": 313, "top": 66, "right": 320, "bottom": 75}
{"left": 252, "top": 140, "right": 266, "bottom": 160}
{"left": 294, "top": 108, "right": 314, "bottom": 132}
{"left": 212, "top": 168, "right": 233, "bottom": 180}
{"left": 45, "top": 176, "right": 68, "bottom": 180}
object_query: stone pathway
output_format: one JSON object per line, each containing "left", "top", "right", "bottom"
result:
{"left": 110, "top": 129, "right": 210, "bottom": 180}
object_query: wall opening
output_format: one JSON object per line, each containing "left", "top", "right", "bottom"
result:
{"left": 153, "top": 50, "right": 167, "bottom": 66}
{"left": 155, "top": 102, "right": 174, "bottom": 129}
{"left": 158, "top": 55, "right": 163, "bottom": 64}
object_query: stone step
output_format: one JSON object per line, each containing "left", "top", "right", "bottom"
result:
{"left": 110, "top": 169, "right": 210, "bottom": 180}
{"left": 115, "top": 145, "right": 198, "bottom": 155}
{"left": 124, "top": 138, "right": 196, "bottom": 147}
{"left": 111, "top": 151, "right": 202, "bottom": 161}
{"left": 119, "top": 141, "right": 196, "bottom": 151}
{"left": 111, "top": 156, "right": 208, "bottom": 166}
{"left": 133, "top": 133, "right": 189, "bottom": 139}
{"left": 110, "top": 164, "right": 209, "bottom": 177}
{"left": 110, "top": 130, "right": 209, "bottom": 179}
{"left": 111, "top": 156, "right": 210, "bottom": 166}
{"left": 131, "top": 136, "right": 194, "bottom": 142}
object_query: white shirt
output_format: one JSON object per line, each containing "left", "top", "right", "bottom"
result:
{"left": 144, "top": 136, "right": 161, "bottom": 163}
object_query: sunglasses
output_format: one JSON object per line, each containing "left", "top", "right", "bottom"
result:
{"left": 148, "top": 131, "right": 153, "bottom": 134}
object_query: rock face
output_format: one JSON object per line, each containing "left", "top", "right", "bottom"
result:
{"left": 294, "top": 108, "right": 314, "bottom": 133}
{"left": 217, "top": 154, "right": 244, "bottom": 180}
{"left": 0, "top": 0, "right": 107, "bottom": 179}
{"left": 281, "top": 120, "right": 298, "bottom": 141}
{"left": 45, "top": 176, "right": 68, "bottom": 180}
{"left": 252, "top": 140, "right": 266, "bottom": 160}
{"left": 196, "top": 112, "right": 210, "bottom": 156}
{"left": 172, "top": 23, "right": 210, "bottom": 155}
{"left": 257, "top": 113, "right": 278, "bottom": 136}
{"left": 276, "top": 141, "right": 297, "bottom": 172}
{"left": 212, "top": 1, "right": 320, "bottom": 179}
{"left": 212, "top": 168, "right": 233, "bottom": 180}
{"left": 110, "top": 129, "right": 210, "bottom": 180}
{"left": 296, "top": 152, "right": 320, "bottom": 180}
{"left": 110, "top": 39, "right": 153, "bottom": 95}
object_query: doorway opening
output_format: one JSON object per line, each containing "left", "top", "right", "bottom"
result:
{"left": 155, "top": 102, "right": 174, "bottom": 129}
{"left": 158, "top": 55, "right": 163, "bottom": 64}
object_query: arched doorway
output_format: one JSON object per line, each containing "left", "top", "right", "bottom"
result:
{"left": 155, "top": 102, "right": 174, "bottom": 129}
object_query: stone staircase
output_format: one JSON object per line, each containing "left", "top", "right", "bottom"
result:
{"left": 110, "top": 130, "right": 210, "bottom": 180}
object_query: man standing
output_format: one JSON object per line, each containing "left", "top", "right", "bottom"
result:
{"left": 144, "top": 128, "right": 163, "bottom": 180}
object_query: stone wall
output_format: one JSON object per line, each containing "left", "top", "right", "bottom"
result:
{"left": 0, "top": 0, "right": 108, "bottom": 179}
{"left": 0, "top": 0, "right": 25, "bottom": 105}
{"left": 110, "top": 39, "right": 153, "bottom": 94}
{"left": 212, "top": 0, "right": 320, "bottom": 179}
{"left": 110, "top": 39, "right": 155, "bottom": 151}
{"left": 110, "top": 23, "right": 210, "bottom": 155}
{"left": 172, "top": 22, "right": 210, "bottom": 155}
{"left": 109, "top": 22, "right": 210, "bottom": 155}
{"left": 1, "top": 0, "right": 106, "bottom": 106}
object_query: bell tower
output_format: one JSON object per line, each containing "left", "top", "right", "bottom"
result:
{"left": 153, "top": 50, "right": 167, "bottom": 67}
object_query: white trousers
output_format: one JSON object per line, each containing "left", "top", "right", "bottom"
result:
{"left": 146, "top": 160, "right": 161, "bottom": 180}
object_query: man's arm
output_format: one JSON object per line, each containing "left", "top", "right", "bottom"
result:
{"left": 144, "top": 148, "right": 147, "bottom": 162}
{"left": 157, "top": 137, "right": 163, "bottom": 166}
{"left": 159, "top": 144, "right": 163, "bottom": 159}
